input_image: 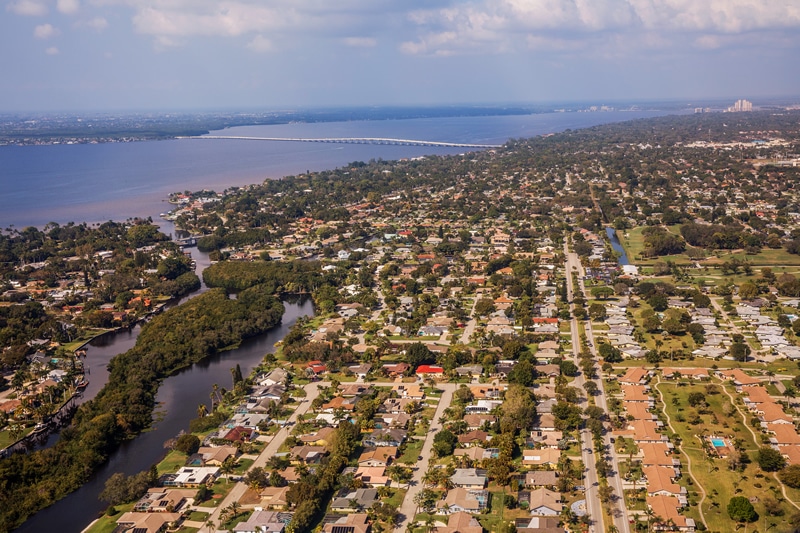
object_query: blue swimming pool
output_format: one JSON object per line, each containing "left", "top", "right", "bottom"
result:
{"left": 711, "top": 438, "right": 725, "bottom": 447}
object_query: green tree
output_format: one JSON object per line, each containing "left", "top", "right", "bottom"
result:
{"left": 174, "top": 433, "right": 200, "bottom": 454}
{"left": 755, "top": 446, "right": 786, "bottom": 472}
{"left": 589, "top": 303, "right": 607, "bottom": 321}
{"left": 727, "top": 496, "right": 758, "bottom": 523}
{"left": 432, "top": 428, "right": 457, "bottom": 457}
{"left": 730, "top": 341, "right": 751, "bottom": 362}
{"left": 738, "top": 281, "right": 759, "bottom": 300}
{"left": 687, "top": 392, "right": 706, "bottom": 407}
{"left": 779, "top": 464, "right": 800, "bottom": 488}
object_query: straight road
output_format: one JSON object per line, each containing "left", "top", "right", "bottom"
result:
{"left": 396, "top": 383, "right": 456, "bottom": 531}
{"left": 566, "top": 241, "right": 631, "bottom": 533}
{"left": 200, "top": 381, "right": 325, "bottom": 532}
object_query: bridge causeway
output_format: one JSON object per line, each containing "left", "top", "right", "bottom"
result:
{"left": 182, "top": 135, "right": 501, "bottom": 149}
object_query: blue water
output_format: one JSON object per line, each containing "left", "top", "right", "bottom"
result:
{"left": 0, "top": 111, "right": 669, "bottom": 228}
{"left": 606, "top": 227, "right": 629, "bottom": 265}
{"left": 711, "top": 438, "right": 725, "bottom": 447}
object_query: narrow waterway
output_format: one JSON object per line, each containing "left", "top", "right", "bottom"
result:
{"left": 14, "top": 296, "right": 313, "bottom": 533}
{"left": 605, "top": 226, "right": 629, "bottom": 265}
{"left": 14, "top": 229, "right": 312, "bottom": 532}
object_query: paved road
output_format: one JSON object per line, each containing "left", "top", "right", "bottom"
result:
{"left": 571, "top": 243, "right": 631, "bottom": 533}
{"left": 571, "top": 245, "right": 631, "bottom": 533}
{"left": 566, "top": 242, "right": 633, "bottom": 533}
{"left": 564, "top": 244, "right": 606, "bottom": 533}
{"left": 459, "top": 296, "right": 480, "bottom": 344}
{"left": 396, "top": 382, "right": 456, "bottom": 531}
{"left": 200, "top": 381, "right": 325, "bottom": 532}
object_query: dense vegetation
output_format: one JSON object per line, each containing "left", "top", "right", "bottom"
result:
{"left": 202, "top": 260, "right": 326, "bottom": 293}
{"left": 0, "top": 286, "right": 284, "bottom": 531}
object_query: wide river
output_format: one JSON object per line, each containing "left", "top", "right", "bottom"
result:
{"left": 0, "top": 110, "right": 670, "bottom": 229}
{"left": 2, "top": 110, "right": 669, "bottom": 531}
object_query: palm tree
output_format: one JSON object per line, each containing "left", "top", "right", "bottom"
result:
{"left": 197, "top": 403, "right": 208, "bottom": 418}
{"left": 424, "top": 514, "right": 435, "bottom": 533}
{"left": 220, "top": 457, "right": 237, "bottom": 484}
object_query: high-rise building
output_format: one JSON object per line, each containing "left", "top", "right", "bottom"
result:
{"left": 728, "top": 99, "right": 753, "bottom": 112}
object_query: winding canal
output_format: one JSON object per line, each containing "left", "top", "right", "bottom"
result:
{"left": 14, "top": 230, "right": 315, "bottom": 533}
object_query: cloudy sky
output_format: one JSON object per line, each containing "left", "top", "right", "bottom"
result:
{"left": 3, "top": 0, "right": 800, "bottom": 111}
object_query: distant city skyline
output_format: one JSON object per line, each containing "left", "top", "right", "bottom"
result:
{"left": 2, "top": 0, "right": 800, "bottom": 112}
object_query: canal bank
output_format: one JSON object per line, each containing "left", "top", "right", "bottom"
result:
{"left": 605, "top": 226, "right": 630, "bottom": 265}
{"left": 13, "top": 296, "right": 313, "bottom": 533}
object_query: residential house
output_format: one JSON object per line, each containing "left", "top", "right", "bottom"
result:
{"left": 435, "top": 512, "right": 484, "bottom": 533}
{"left": 643, "top": 466, "right": 687, "bottom": 504}
{"left": 322, "top": 513, "right": 371, "bottom": 533}
{"left": 330, "top": 488, "right": 379, "bottom": 512}
{"left": 258, "top": 487, "right": 290, "bottom": 510}
{"left": 299, "top": 427, "right": 336, "bottom": 446}
{"left": 233, "top": 509, "right": 287, "bottom": 533}
{"left": 523, "top": 471, "right": 559, "bottom": 488}
{"left": 463, "top": 414, "right": 496, "bottom": 430}
{"left": 458, "top": 430, "right": 491, "bottom": 446}
{"left": 115, "top": 512, "right": 182, "bottom": 533}
{"left": 161, "top": 467, "right": 219, "bottom": 488}
{"left": 196, "top": 446, "right": 240, "bottom": 466}
{"left": 450, "top": 468, "right": 488, "bottom": 489}
{"left": 522, "top": 448, "right": 561, "bottom": 467}
{"left": 515, "top": 516, "right": 564, "bottom": 533}
{"left": 363, "top": 428, "right": 407, "bottom": 447}
{"left": 525, "top": 488, "right": 562, "bottom": 516}
{"left": 290, "top": 445, "right": 328, "bottom": 465}
{"left": 436, "top": 487, "right": 489, "bottom": 514}
{"left": 258, "top": 368, "right": 289, "bottom": 387}
{"left": 357, "top": 447, "right": 397, "bottom": 467}
{"left": 646, "top": 495, "right": 695, "bottom": 532}
{"left": 132, "top": 488, "right": 195, "bottom": 513}
{"left": 416, "top": 364, "right": 445, "bottom": 379}
{"left": 354, "top": 466, "right": 391, "bottom": 487}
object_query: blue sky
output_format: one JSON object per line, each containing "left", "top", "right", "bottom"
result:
{"left": 2, "top": 0, "right": 800, "bottom": 111}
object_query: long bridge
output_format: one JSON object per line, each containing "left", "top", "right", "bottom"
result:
{"left": 183, "top": 135, "right": 501, "bottom": 149}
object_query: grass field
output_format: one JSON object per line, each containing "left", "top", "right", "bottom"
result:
{"left": 620, "top": 225, "right": 800, "bottom": 271}
{"left": 83, "top": 503, "right": 135, "bottom": 533}
{"left": 655, "top": 377, "right": 798, "bottom": 532}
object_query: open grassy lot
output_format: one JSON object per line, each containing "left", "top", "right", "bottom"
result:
{"left": 655, "top": 377, "right": 799, "bottom": 532}
{"left": 621, "top": 225, "right": 800, "bottom": 271}
{"left": 398, "top": 437, "right": 424, "bottom": 464}
{"left": 84, "top": 503, "right": 135, "bottom": 533}
{"left": 157, "top": 449, "right": 188, "bottom": 474}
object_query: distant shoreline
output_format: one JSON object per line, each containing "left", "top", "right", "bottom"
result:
{"left": 0, "top": 104, "right": 669, "bottom": 147}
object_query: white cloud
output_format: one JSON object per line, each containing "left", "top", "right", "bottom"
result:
{"left": 6, "top": 0, "right": 47, "bottom": 16}
{"left": 45, "top": 46, "right": 60, "bottom": 54}
{"left": 343, "top": 36, "right": 376, "bottom": 47}
{"left": 86, "top": 16, "right": 108, "bottom": 30}
{"left": 246, "top": 34, "right": 272, "bottom": 53}
{"left": 402, "top": 0, "right": 800, "bottom": 56}
{"left": 129, "top": 2, "right": 295, "bottom": 38}
{"left": 34, "top": 23, "right": 60, "bottom": 39}
{"left": 57, "top": 0, "right": 80, "bottom": 14}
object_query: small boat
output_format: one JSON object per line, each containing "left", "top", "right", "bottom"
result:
{"left": 32, "top": 423, "right": 49, "bottom": 434}
{"left": 76, "top": 380, "right": 89, "bottom": 390}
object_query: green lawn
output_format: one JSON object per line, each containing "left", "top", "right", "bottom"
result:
{"left": 383, "top": 487, "right": 407, "bottom": 508}
{"left": 398, "top": 438, "right": 424, "bottom": 464}
{"left": 234, "top": 458, "right": 254, "bottom": 474}
{"left": 197, "top": 480, "right": 235, "bottom": 508}
{"left": 187, "top": 511, "right": 210, "bottom": 521}
{"left": 655, "top": 378, "right": 798, "bottom": 532}
{"left": 83, "top": 503, "right": 135, "bottom": 533}
{"left": 157, "top": 450, "right": 188, "bottom": 474}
